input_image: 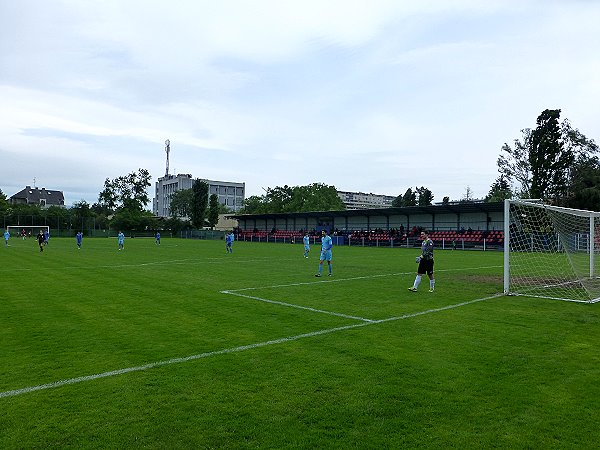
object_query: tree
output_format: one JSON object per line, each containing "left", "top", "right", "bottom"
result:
{"left": 191, "top": 180, "right": 209, "bottom": 228}
{"left": 98, "top": 168, "right": 151, "bottom": 211}
{"left": 0, "top": 188, "right": 8, "bottom": 211}
{"left": 497, "top": 109, "right": 598, "bottom": 203}
{"left": 207, "top": 194, "right": 220, "bottom": 228}
{"left": 241, "top": 195, "right": 267, "bottom": 214}
{"left": 460, "top": 186, "right": 474, "bottom": 203}
{"left": 169, "top": 188, "right": 193, "bottom": 219}
{"left": 485, "top": 175, "right": 512, "bottom": 203}
{"left": 416, "top": 187, "right": 433, "bottom": 206}
{"left": 529, "top": 109, "right": 567, "bottom": 200}
{"left": 497, "top": 128, "right": 532, "bottom": 197}
{"left": 71, "top": 200, "right": 92, "bottom": 232}
{"left": 567, "top": 156, "right": 600, "bottom": 210}
{"left": 391, "top": 194, "right": 403, "bottom": 208}
{"left": 402, "top": 188, "right": 417, "bottom": 207}
{"left": 240, "top": 183, "right": 344, "bottom": 214}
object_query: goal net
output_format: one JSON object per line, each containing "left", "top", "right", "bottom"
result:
{"left": 504, "top": 199, "right": 600, "bottom": 303}
{"left": 6, "top": 225, "right": 50, "bottom": 238}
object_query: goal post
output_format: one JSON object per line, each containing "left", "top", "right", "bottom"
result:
{"left": 504, "top": 199, "right": 600, "bottom": 303}
{"left": 6, "top": 225, "right": 50, "bottom": 238}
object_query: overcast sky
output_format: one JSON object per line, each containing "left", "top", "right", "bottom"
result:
{"left": 1, "top": 0, "right": 599, "bottom": 207}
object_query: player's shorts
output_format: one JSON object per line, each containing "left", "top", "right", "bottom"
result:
{"left": 320, "top": 250, "right": 332, "bottom": 261}
{"left": 304, "top": 245, "right": 310, "bottom": 251}
{"left": 418, "top": 258, "right": 434, "bottom": 275}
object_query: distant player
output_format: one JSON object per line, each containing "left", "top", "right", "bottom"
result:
{"left": 155, "top": 231, "right": 161, "bottom": 245}
{"left": 43, "top": 229, "right": 49, "bottom": 245}
{"left": 117, "top": 231, "right": 125, "bottom": 250}
{"left": 303, "top": 233, "right": 310, "bottom": 258}
{"left": 21, "top": 229, "right": 27, "bottom": 240}
{"left": 408, "top": 230, "right": 435, "bottom": 292}
{"left": 315, "top": 230, "right": 333, "bottom": 277}
{"left": 3, "top": 229, "right": 9, "bottom": 247}
{"left": 225, "top": 231, "right": 234, "bottom": 253}
{"left": 76, "top": 231, "right": 83, "bottom": 249}
{"left": 37, "top": 229, "right": 45, "bottom": 252}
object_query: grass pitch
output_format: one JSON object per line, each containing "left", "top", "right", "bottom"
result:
{"left": 1, "top": 237, "right": 599, "bottom": 449}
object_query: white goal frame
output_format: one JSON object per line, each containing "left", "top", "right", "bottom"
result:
{"left": 6, "top": 225, "right": 50, "bottom": 237}
{"left": 504, "top": 199, "right": 600, "bottom": 303}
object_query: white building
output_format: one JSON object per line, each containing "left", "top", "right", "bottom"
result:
{"left": 337, "top": 190, "right": 395, "bottom": 210}
{"left": 153, "top": 174, "right": 245, "bottom": 217}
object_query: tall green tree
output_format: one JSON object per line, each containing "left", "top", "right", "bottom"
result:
{"left": 497, "top": 128, "right": 532, "bottom": 197}
{"left": 402, "top": 188, "right": 417, "bottom": 207}
{"left": 529, "top": 109, "right": 566, "bottom": 200}
{"left": 485, "top": 175, "right": 512, "bottom": 202}
{"left": 207, "top": 194, "right": 220, "bottom": 228}
{"left": 0, "top": 188, "right": 9, "bottom": 212}
{"left": 169, "top": 188, "right": 193, "bottom": 219}
{"left": 98, "top": 168, "right": 151, "bottom": 211}
{"left": 191, "top": 180, "right": 209, "bottom": 228}
{"left": 497, "top": 109, "right": 598, "bottom": 203}
{"left": 416, "top": 187, "right": 434, "bottom": 206}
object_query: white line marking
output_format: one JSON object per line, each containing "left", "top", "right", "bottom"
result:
{"left": 222, "top": 290, "right": 376, "bottom": 322}
{"left": 0, "top": 294, "right": 501, "bottom": 399}
{"left": 224, "top": 266, "right": 502, "bottom": 292}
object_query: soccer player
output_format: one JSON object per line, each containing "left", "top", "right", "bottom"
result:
{"left": 76, "top": 231, "right": 83, "bottom": 249}
{"left": 43, "top": 229, "right": 49, "bottom": 245}
{"left": 225, "top": 231, "right": 234, "bottom": 253}
{"left": 303, "top": 232, "right": 310, "bottom": 258}
{"left": 155, "top": 231, "right": 161, "bottom": 245}
{"left": 315, "top": 229, "right": 333, "bottom": 277}
{"left": 3, "top": 229, "right": 9, "bottom": 247}
{"left": 117, "top": 231, "right": 125, "bottom": 250}
{"left": 37, "top": 229, "right": 45, "bottom": 252}
{"left": 409, "top": 230, "right": 435, "bottom": 292}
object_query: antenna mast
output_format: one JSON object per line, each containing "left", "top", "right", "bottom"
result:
{"left": 165, "top": 139, "right": 170, "bottom": 176}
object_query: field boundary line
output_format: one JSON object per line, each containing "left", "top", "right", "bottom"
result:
{"left": 0, "top": 294, "right": 501, "bottom": 399}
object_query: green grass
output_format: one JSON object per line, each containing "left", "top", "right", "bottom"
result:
{"left": 1, "top": 237, "right": 599, "bottom": 449}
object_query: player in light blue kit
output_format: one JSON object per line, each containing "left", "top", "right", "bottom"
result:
{"left": 225, "top": 231, "right": 234, "bottom": 253}
{"left": 3, "top": 229, "right": 9, "bottom": 247}
{"left": 303, "top": 233, "right": 310, "bottom": 258}
{"left": 117, "top": 231, "right": 125, "bottom": 250}
{"left": 315, "top": 230, "right": 333, "bottom": 277}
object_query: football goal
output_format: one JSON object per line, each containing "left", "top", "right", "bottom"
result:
{"left": 6, "top": 225, "right": 50, "bottom": 238}
{"left": 504, "top": 199, "right": 600, "bottom": 303}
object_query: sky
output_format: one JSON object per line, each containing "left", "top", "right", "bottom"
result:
{"left": 1, "top": 0, "right": 599, "bottom": 208}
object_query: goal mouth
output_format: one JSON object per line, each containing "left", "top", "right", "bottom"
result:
{"left": 6, "top": 225, "right": 50, "bottom": 234}
{"left": 504, "top": 199, "right": 600, "bottom": 304}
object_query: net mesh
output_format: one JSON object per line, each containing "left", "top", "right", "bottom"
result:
{"left": 507, "top": 201, "right": 600, "bottom": 303}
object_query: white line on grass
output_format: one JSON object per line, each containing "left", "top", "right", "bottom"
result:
{"left": 221, "top": 290, "right": 376, "bottom": 322}
{"left": 0, "top": 294, "right": 501, "bottom": 399}
{"left": 224, "top": 265, "right": 503, "bottom": 292}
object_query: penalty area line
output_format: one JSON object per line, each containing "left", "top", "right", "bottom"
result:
{"left": 221, "top": 290, "right": 376, "bottom": 322}
{"left": 0, "top": 294, "right": 501, "bottom": 399}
